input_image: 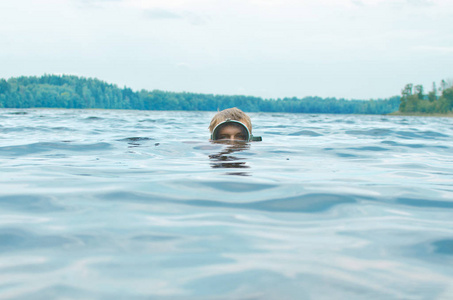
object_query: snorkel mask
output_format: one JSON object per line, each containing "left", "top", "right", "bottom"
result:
{"left": 211, "top": 120, "right": 262, "bottom": 142}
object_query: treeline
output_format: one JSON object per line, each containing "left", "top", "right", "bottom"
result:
{"left": 399, "top": 80, "right": 453, "bottom": 114}
{"left": 0, "top": 74, "right": 400, "bottom": 114}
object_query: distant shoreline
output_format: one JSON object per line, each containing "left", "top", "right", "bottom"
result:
{"left": 388, "top": 111, "right": 453, "bottom": 118}
{"left": 0, "top": 75, "right": 401, "bottom": 115}
{"left": 4, "top": 107, "right": 453, "bottom": 118}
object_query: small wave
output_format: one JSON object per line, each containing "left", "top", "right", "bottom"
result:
{"left": 184, "top": 193, "right": 357, "bottom": 213}
{"left": 432, "top": 239, "right": 453, "bottom": 256}
{"left": 16, "top": 285, "right": 95, "bottom": 300}
{"left": 407, "top": 238, "right": 453, "bottom": 260}
{"left": 381, "top": 141, "right": 449, "bottom": 149}
{"left": 98, "top": 191, "right": 165, "bottom": 203}
{"left": 117, "top": 137, "right": 156, "bottom": 148}
{"left": 335, "top": 152, "right": 357, "bottom": 158}
{"left": 84, "top": 116, "right": 103, "bottom": 121}
{"left": 347, "top": 146, "right": 390, "bottom": 151}
{"left": 396, "top": 197, "right": 453, "bottom": 209}
{"left": 0, "top": 228, "right": 76, "bottom": 253}
{"left": 194, "top": 181, "right": 276, "bottom": 192}
{"left": 324, "top": 148, "right": 361, "bottom": 158}
{"left": 289, "top": 130, "right": 323, "bottom": 137}
{"left": 98, "top": 191, "right": 357, "bottom": 213}
{"left": 396, "top": 130, "right": 449, "bottom": 140}
{"left": 332, "top": 119, "right": 356, "bottom": 124}
{"left": 261, "top": 125, "right": 290, "bottom": 129}
{"left": 0, "top": 142, "right": 112, "bottom": 156}
{"left": 345, "top": 129, "right": 392, "bottom": 137}
{"left": 131, "top": 234, "right": 179, "bottom": 242}
{"left": 7, "top": 111, "right": 28, "bottom": 115}
{"left": 0, "top": 195, "right": 65, "bottom": 212}
{"left": 117, "top": 137, "right": 155, "bottom": 142}
{"left": 2, "top": 127, "right": 53, "bottom": 133}
{"left": 51, "top": 127, "right": 77, "bottom": 132}
{"left": 269, "top": 150, "right": 294, "bottom": 154}
{"left": 138, "top": 119, "right": 158, "bottom": 123}
{"left": 382, "top": 141, "right": 424, "bottom": 148}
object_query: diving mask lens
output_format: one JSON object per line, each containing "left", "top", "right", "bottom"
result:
{"left": 212, "top": 121, "right": 250, "bottom": 141}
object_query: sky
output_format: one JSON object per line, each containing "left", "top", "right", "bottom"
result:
{"left": 1, "top": 0, "right": 452, "bottom": 100}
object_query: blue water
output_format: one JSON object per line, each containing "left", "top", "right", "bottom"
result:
{"left": 1, "top": 109, "right": 452, "bottom": 300}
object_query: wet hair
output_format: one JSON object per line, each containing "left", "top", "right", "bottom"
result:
{"left": 209, "top": 107, "right": 252, "bottom": 133}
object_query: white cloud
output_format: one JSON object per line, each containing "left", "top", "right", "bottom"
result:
{"left": 414, "top": 46, "right": 453, "bottom": 53}
{"left": 406, "top": 0, "right": 435, "bottom": 6}
{"left": 73, "top": 0, "right": 123, "bottom": 9}
{"left": 144, "top": 8, "right": 182, "bottom": 20}
{"left": 175, "top": 63, "right": 191, "bottom": 70}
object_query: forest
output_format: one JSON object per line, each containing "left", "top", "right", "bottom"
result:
{"left": 398, "top": 80, "right": 453, "bottom": 114}
{"left": 0, "top": 74, "right": 400, "bottom": 114}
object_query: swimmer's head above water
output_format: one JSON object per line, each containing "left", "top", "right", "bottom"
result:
{"left": 209, "top": 107, "right": 262, "bottom": 142}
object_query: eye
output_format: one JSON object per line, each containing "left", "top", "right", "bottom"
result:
{"left": 236, "top": 134, "right": 246, "bottom": 140}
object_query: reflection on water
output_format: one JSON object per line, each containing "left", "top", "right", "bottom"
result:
{"left": 209, "top": 141, "right": 250, "bottom": 176}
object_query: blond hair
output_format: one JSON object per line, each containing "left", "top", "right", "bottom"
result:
{"left": 209, "top": 107, "right": 252, "bottom": 133}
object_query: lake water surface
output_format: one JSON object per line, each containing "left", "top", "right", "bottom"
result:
{"left": 1, "top": 109, "right": 452, "bottom": 299}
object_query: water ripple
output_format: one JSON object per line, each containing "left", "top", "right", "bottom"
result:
{"left": 0, "top": 142, "right": 112, "bottom": 156}
{"left": 1, "top": 110, "right": 452, "bottom": 299}
{"left": 187, "top": 193, "right": 358, "bottom": 213}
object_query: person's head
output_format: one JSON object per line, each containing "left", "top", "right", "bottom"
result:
{"left": 209, "top": 108, "right": 252, "bottom": 141}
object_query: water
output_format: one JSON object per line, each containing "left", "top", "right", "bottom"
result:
{"left": 1, "top": 109, "right": 452, "bottom": 300}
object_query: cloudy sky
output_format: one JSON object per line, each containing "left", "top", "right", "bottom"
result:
{"left": 1, "top": 0, "right": 452, "bottom": 99}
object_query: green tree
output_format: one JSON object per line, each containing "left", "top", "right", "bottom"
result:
{"left": 0, "top": 79, "right": 10, "bottom": 94}
{"left": 414, "top": 85, "right": 424, "bottom": 99}
{"left": 428, "top": 82, "right": 437, "bottom": 102}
